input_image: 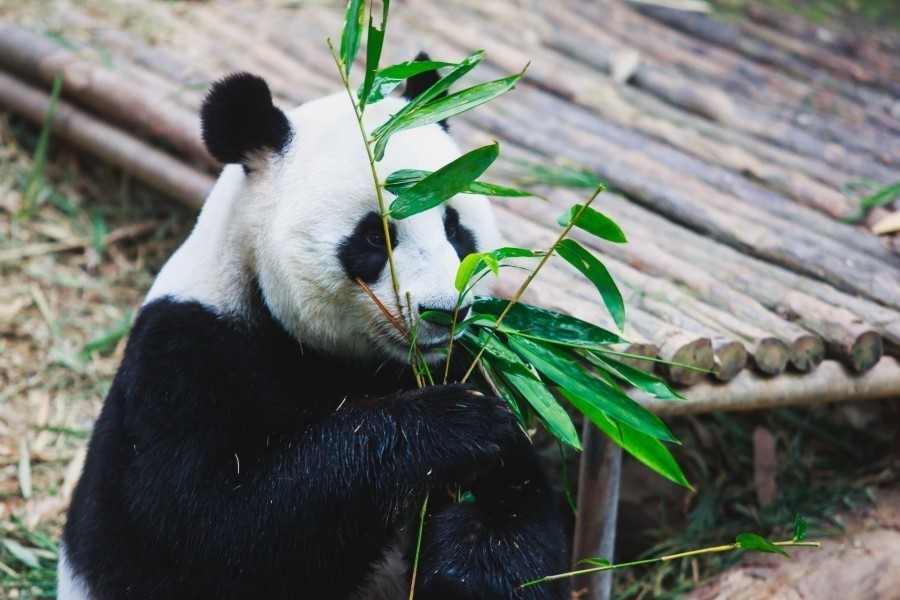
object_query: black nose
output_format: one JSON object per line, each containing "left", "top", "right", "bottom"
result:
{"left": 418, "top": 304, "right": 470, "bottom": 325}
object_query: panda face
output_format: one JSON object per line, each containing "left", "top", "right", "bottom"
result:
{"left": 247, "top": 93, "right": 500, "bottom": 363}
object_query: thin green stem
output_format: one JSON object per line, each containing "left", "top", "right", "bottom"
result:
{"left": 328, "top": 39, "right": 401, "bottom": 311}
{"left": 443, "top": 296, "right": 464, "bottom": 384}
{"left": 330, "top": 37, "right": 434, "bottom": 386}
{"left": 591, "top": 348, "right": 716, "bottom": 373}
{"left": 520, "top": 540, "right": 820, "bottom": 588}
{"left": 461, "top": 183, "right": 605, "bottom": 382}
{"left": 408, "top": 492, "right": 429, "bottom": 600}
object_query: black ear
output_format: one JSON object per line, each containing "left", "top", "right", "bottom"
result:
{"left": 402, "top": 52, "right": 444, "bottom": 102}
{"left": 201, "top": 72, "right": 292, "bottom": 166}
{"left": 402, "top": 52, "right": 449, "bottom": 130}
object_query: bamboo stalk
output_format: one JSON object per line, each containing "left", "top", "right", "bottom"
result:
{"left": 0, "top": 69, "right": 213, "bottom": 209}
{"left": 637, "top": 358, "right": 900, "bottom": 416}
{"left": 599, "top": 200, "right": 885, "bottom": 372}
{"left": 0, "top": 24, "right": 216, "bottom": 169}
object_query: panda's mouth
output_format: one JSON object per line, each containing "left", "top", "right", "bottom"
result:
{"left": 416, "top": 336, "right": 452, "bottom": 350}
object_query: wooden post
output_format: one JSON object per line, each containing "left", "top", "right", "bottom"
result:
{"left": 572, "top": 421, "right": 622, "bottom": 600}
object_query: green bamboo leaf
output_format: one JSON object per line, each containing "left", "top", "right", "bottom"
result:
{"left": 463, "top": 331, "right": 580, "bottom": 449}
{"left": 506, "top": 370, "right": 581, "bottom": 450}
{"left": 793, "top": 515, "right": 808, "bottom": 542}
{"left": 454, "top": 248, "right": 542, "bottom": 293}
{"left": 389, "top": 143, "right": 499, "bottom": 219}
{"left": 736, "top": 534, "right": 791, "bottom": 558}
{"left": 405, "top": 51, "right": 485, "bottom": 107}
{"left": 362, "top": 60, "right": 454, "bottom": 104}
{"left": 558, "top": 204, "right": 626, "bottom": 244}
{"left": 555, "top": 239, "right": 625, "bottom": 331}
{"left": 842, "top": 182, "right": 900, "bottom": 223}
{"left": 474, "top": 297, "right": 625, "bottom": 348}
{"left": 359, "top": 20, "right": 385, "bottom": 109}
{"left": 384, "top": 169, "right": 533, "bottom": 197}
{"left": 462, "top": 328, "right": 535, "bottom": 378}
{"left": 583, "top": 352, "right": 684, "bottom": 401}
{"left": 455, "top": 253, "right": 486, "bottom": 292}
{"left": 509, "top": 158, "right": 603, "bottom": 190}
{"left": 79, "top": 312, "right": 132, "bottom": 360}
{"left": 481, "top": 361, "right": 529, "bottom": 426}
{"left": 373, "top": 68, "right": 521, "bottom": 160}
{"left": 1, "top": 538, "right": 41, "bottom": 569}
{"left": 339, "top": 0, "right": 366, "bottom": 74}
{"left": 371, "top": 51, "right": 485, "bottom": 157}
{"left": 578, "top": 557, "right": 612, "bottom": 567}
{"left": 19, "top": 71, "right": 63, "bottom": 220}
{"left": 508, "top": 336, "right": 676, "bottom": 442}
{"left": 560, "top": 389, "right": 690, "bottom": 488}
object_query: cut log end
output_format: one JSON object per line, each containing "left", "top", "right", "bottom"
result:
{"left": 713, "top": 340, "right": 749, "bottom": 382}
{"left": 621, "top": 343, "right": 660, "bottom": 374}
{"left": 661, "top": 338, "right": 714, "bottom": 386}
{"left": 790, "top": 335, "right": 826, "bottom": 373}
{"left": 753, "top": 337, "right": 790, "bottom": 375}
{"left": 850, "top": 331, "right": 884, "bottom": 374}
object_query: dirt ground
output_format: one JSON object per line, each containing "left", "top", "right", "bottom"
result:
{"left": 0, "top": 111, "right": 195, "bottom": 596}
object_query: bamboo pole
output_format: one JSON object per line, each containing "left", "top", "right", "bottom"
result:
{"left": 600, "top": 200, "right": 885, "bottom": 372}
{"left": 0, "top": 24, "right": 216, "bottom": 169}
{"left": 638, "top": 358, "right": 900, "bottom": 416}
{"left": 0, "top": 69, "right": 212, "bottom": 209}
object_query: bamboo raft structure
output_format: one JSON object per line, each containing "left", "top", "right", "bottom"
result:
{"left": 2, "top": 1, "right": 898, "bottom": 596}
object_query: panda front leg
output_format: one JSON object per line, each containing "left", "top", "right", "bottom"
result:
{"left": 414, "top": 430, "right": 570, "bottom": 600}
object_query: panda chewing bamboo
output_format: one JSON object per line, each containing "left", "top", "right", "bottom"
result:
{"left": 60, "top": 69, "right": 569, "bottom": 600}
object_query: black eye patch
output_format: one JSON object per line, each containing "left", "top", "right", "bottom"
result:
{"left": 444, "top": 207, "right": 477, "bottom": 260}
{"left": 338, "top": 212, "right": 398, "bottom": 283}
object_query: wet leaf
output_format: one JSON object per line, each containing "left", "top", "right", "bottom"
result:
{"left": 389, "top": 143, "right": 499, "bottom": 219}
{"left": 463, "top": 331, "right": 580, "bottom": 449}
{"left": 583, "top": 352, "right": 684, "bottom": 401}
{"left": 474, "top": 297, "right": 625, "bottom": 348}
{"left": 561, "top": 389, "right": 690, "bottom": 488}
{"left": 508, "top": 336, "right": 676, "bottom": 442}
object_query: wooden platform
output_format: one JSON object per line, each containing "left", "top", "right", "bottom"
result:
{"left": 1, "top": 0, "right": 899, "bottom": 404}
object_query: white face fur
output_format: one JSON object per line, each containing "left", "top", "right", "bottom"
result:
{"left": 148, "top": 91, "right": 500, "bottom": 364}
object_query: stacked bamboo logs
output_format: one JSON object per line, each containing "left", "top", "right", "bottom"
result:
{"left": 1, "top": 0, "right": 899, "bottom": 402}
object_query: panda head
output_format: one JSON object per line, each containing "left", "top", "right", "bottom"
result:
{"left": 200, "top": 72, "right": 500, "bottom": 364}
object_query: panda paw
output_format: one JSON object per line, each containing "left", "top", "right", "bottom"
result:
{"left": 413, "top": 501, "right": 562, "bottom": 600}
{"left": 398, "top": 384, "right": 516, "bottom": 482}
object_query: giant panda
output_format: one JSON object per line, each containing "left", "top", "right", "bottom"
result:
{"left": 60, "top": 67, "right": 569, "bottom": 599}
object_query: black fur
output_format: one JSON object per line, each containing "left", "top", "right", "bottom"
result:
{"left": 201, "top": 73, "right": 292, "bottom": 166}
{"left": 337, "top": 212, "right": 398, "bottom": 283}
{"left": 403, "top": 51, "right": 449, "bottom": 131}
{"left": 444, "top": 206, "right": 478, "bottom": 261}
{"left": 63, "top": 291, "right": 569, "bottom": 599}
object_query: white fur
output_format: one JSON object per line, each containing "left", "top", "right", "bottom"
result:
{"left": 148, "top": 92, "right": 500, "bottom": 363}
{"left": 58, "top": 543, "right": 92, "bottom": 600}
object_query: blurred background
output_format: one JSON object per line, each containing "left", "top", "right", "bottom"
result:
{"left": 0, "top": 0, "right": 898, "bottom": 598}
